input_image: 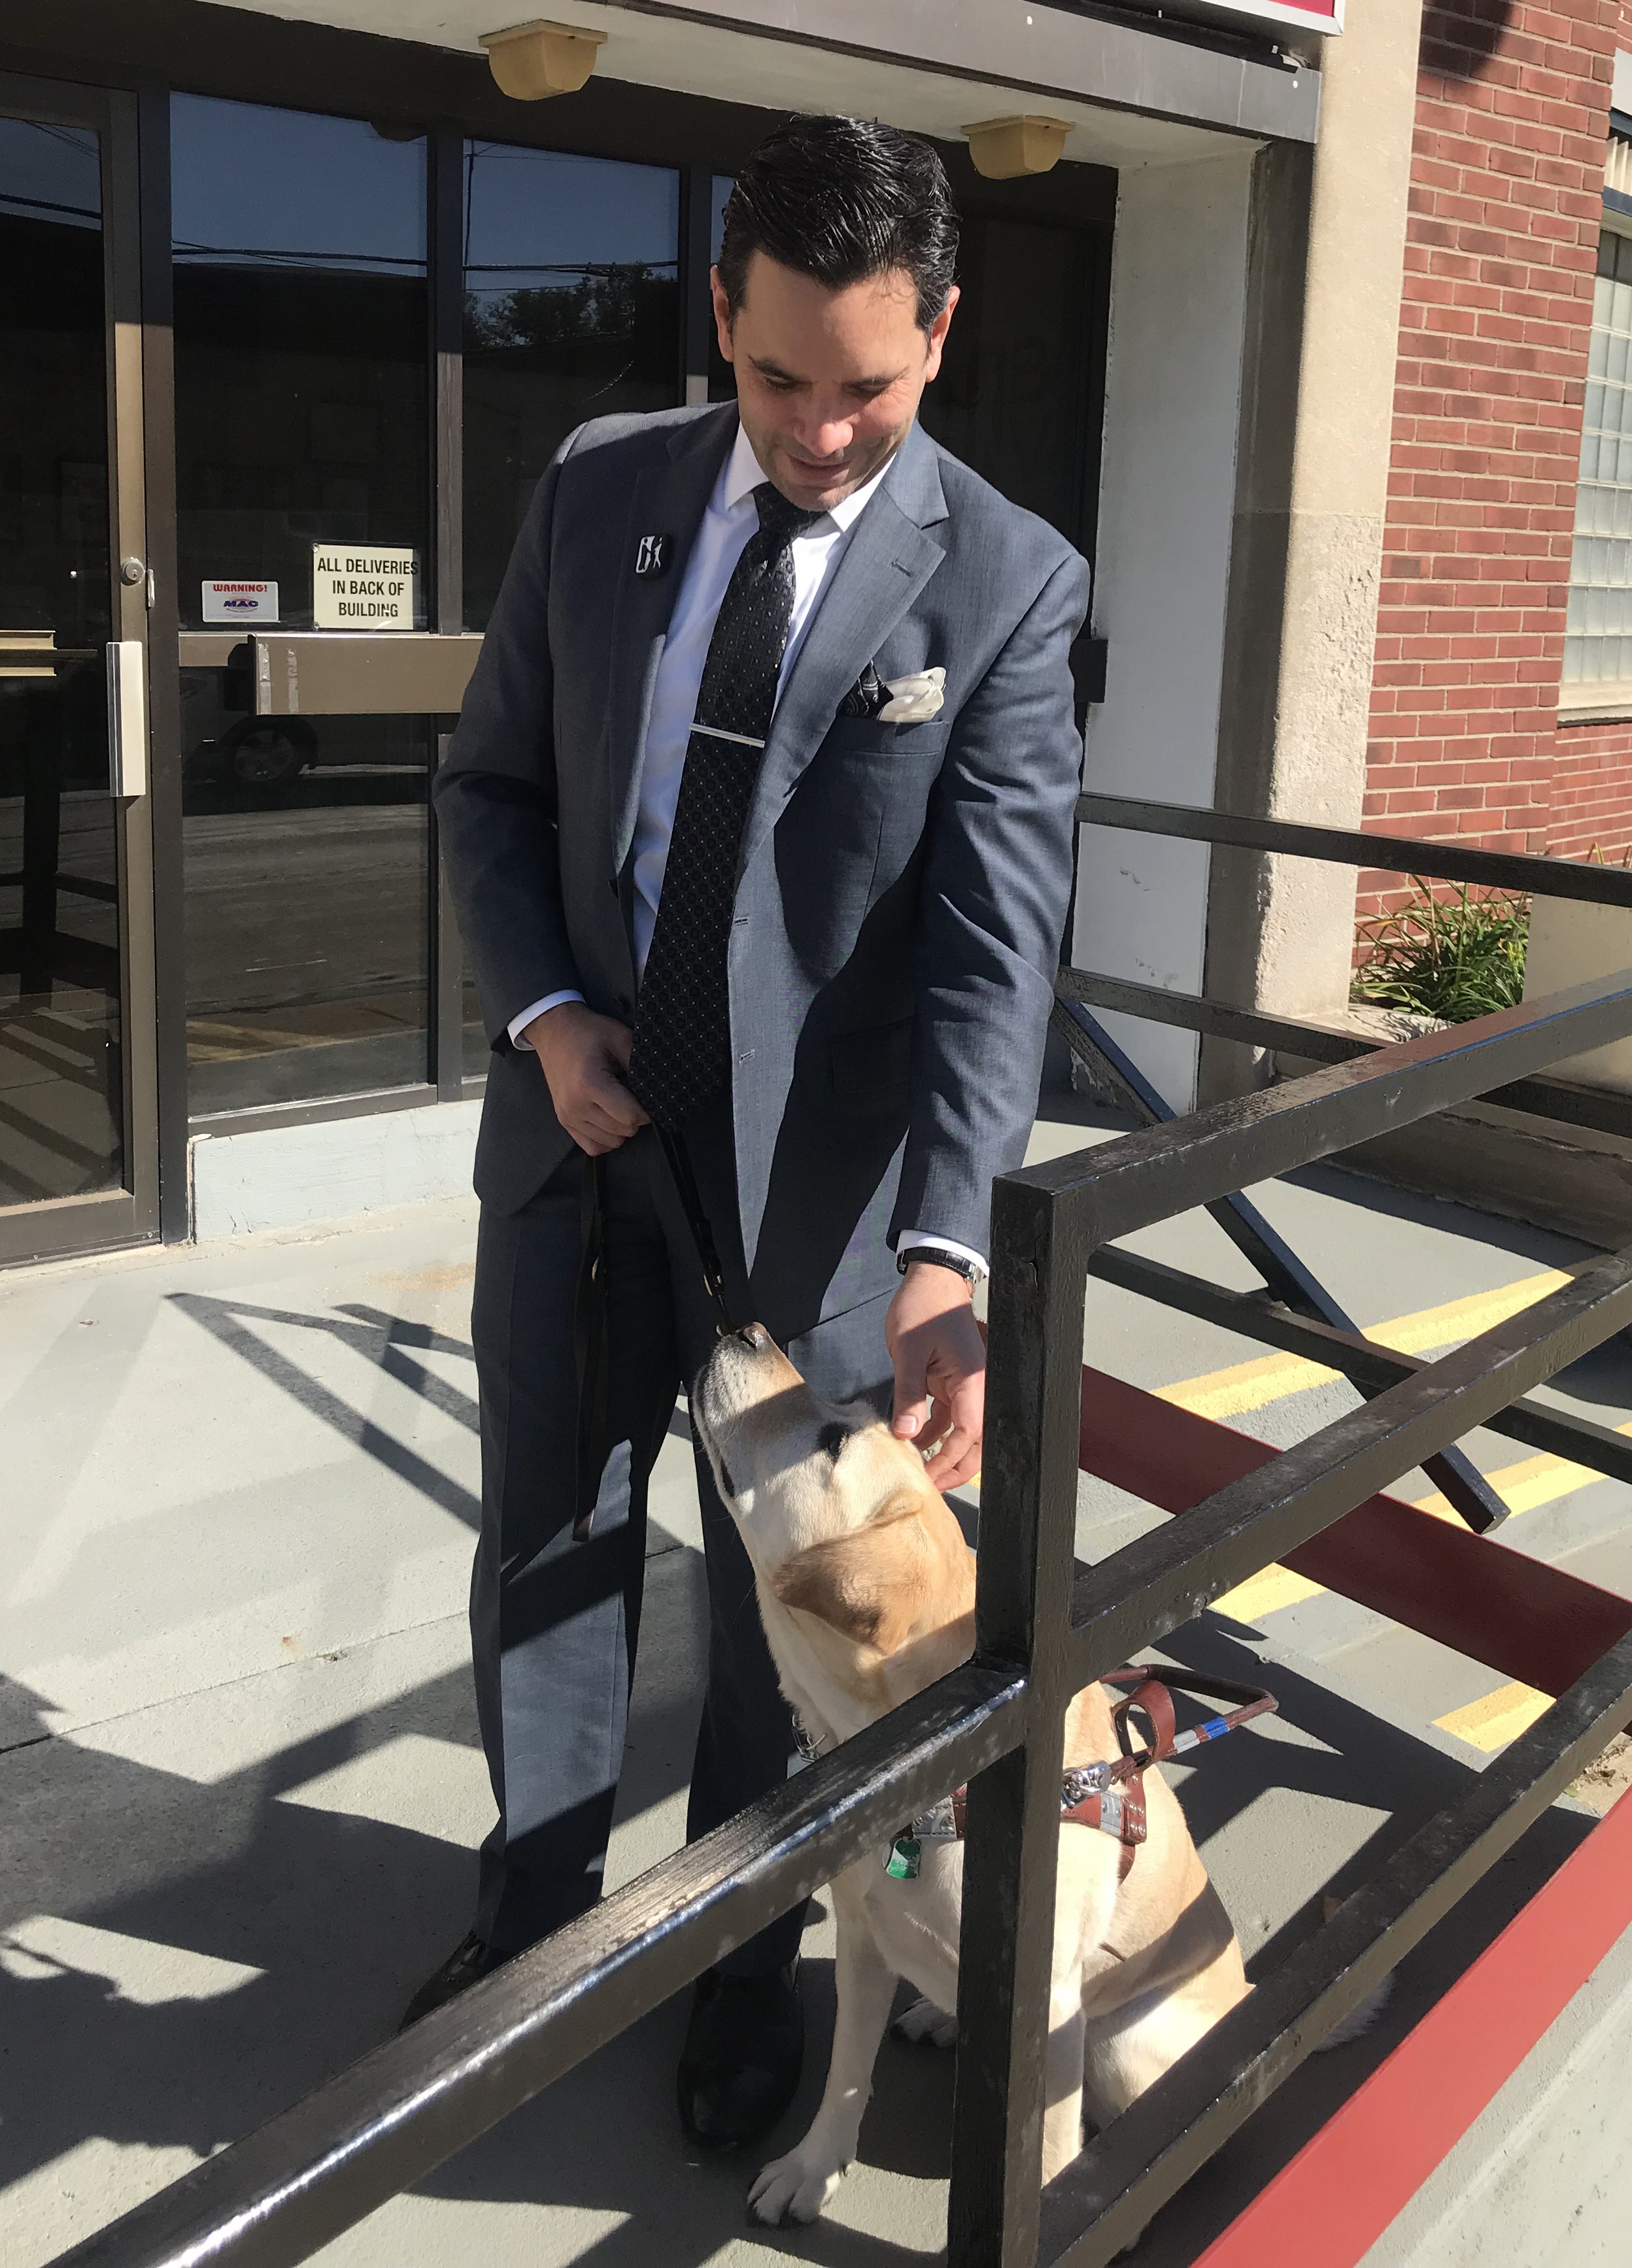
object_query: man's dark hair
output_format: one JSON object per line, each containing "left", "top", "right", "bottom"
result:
{"left": 717, "top": 115, "right": 959, "bottom": 333}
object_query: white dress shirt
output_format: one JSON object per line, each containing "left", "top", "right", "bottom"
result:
{"left": 509, "top": 420, "right": 985, "bottom": 1275}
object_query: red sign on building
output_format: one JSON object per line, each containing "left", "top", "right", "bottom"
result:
{"left": 1123, "top": 0, "right": 1342, "bottom": 37}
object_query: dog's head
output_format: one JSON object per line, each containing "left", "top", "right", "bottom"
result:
{"left": 692, "top": 1324, "right": 974, "bottom": 1704}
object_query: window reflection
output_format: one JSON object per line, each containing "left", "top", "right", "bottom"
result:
{"left": 181, "top": 676, "right": 432, "bottom": 1112}
{"left": 0, "top": 116, "right": 123, "bottom": 1205}
{"left": 462, "top": 971, "right": 489, "bottom": 1079}
{"left": 707, "top": 172, "right": 734, "bottom": 402}
{"left": 171, "top": 94, "right": 428, "bottom": 630}
{"left": 171, "top": 94, "right": 432, "bottom": 1115}
{"left": 710, "top": 174, "right": 732, "bottom": 267}
{"left": 462, "top": 143, "right": 680, "bottom": 628}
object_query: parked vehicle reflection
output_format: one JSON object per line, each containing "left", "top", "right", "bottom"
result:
{"left": 180, "top": 668, "right": 431, "bottom": 1115}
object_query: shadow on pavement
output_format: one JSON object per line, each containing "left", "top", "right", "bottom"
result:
{"left": 169, "top": 1293, "right": 483, "bottom": 1530}
{"left": 8, "top": 1581, "right": 1587, "bottom": 2268}
{"left": 6, "top": 1185, "right": 1608, "bottom": 2263}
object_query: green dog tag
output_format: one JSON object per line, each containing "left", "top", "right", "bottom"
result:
{"left": 885, "top": 1834, "right": 921, "bottom": 1880}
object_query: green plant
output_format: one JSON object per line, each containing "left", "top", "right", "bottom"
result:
{"left": 1352, "top": 878, "right": 1530, "bottom": 1023}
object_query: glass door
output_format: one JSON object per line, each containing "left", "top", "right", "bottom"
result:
{"left": 0, "top": 77, "right": 157, "bottom": 1263}
{"left": 169, "top": 92, "right": 437, "bottom": 1120}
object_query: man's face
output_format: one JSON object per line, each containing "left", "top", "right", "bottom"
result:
{"left": 712, "top": 250, "right": 958, "bottom": 513}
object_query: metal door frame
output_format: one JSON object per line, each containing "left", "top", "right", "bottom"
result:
{"left": 0, "top": 68, "right": 159, "bottom": 1267}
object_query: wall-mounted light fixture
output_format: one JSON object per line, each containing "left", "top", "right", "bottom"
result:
{"left": 479, "top": 19, "right": 608, "bottom": 99}
{"left": 962, "top": 114, "right": 1072, "bottom": 179}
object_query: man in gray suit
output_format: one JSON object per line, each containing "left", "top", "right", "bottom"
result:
{"left": 416, "top": 114, "right": 1089, "bottom": 2148}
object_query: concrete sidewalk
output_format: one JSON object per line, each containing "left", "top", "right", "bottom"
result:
{"left": 5, "top": 1100, "right": 1631, "bottom": 2267}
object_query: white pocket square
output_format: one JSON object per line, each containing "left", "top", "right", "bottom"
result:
{"left": 877, "top": 666, "right": 946, "bottom": 723}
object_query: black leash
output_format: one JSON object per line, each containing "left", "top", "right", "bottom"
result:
{"left": 571, "top": 1151, "right": 612, "bottom": 1543}
{"left": 653, "top": 1122, "right": 738, "bottom": 1340}
{"left": 571, "top": 1119, "right": 739, "bottom": 1543}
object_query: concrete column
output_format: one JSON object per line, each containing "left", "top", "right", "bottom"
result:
{"left": 1204, "top": 0, "right": 1426, "bottom": 1087}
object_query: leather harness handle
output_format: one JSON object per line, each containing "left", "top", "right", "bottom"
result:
{"left": 1115, "top": 1677, "right": 1177, "bottom": 1764}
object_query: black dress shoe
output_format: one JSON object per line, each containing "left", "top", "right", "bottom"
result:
{"left": 677, "top": 1959, "right": 804, "bottom": 2150}
{"left": 400, "top": 1932, "right": 511, "bottom": 2031}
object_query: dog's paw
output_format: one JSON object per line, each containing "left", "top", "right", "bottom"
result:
{"left": 892, "top": 1995, "right": 957, "bottom": 2050}
{"left": 747, "top": 2148, "right": 848, "bottom": 2225}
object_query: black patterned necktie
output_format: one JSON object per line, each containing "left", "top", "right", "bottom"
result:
{"left": 629, "top": 481, "right": 824, "bottom": 1130}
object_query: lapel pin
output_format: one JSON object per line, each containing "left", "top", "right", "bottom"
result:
{"left": 634, "top": 533, "right": 672, "bottom": 578}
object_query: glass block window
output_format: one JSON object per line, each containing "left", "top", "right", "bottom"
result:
{"left": 1565, "top": 225, "right": 1632, "bottom": 696}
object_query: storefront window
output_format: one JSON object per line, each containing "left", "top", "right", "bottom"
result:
{"left": 0, "top": 116, "right": 122, "bottom": 1201}
{"left": 459, "top": 141, "right": 680, "bottom": 1072}
{"left": 177, "top": 696, "right": 434, "bottom": 1114}
{"left": 171, "top": 94, "right": 432, "bottom": 1114}
{"left": 462, "top": 142, "right": 681, "bottom": 630}
{"left": 171, "top": 95, "right": 429, "bottom": 630}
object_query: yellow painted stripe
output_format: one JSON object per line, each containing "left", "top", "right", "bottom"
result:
{"left": 1406, "top": 1452, "right": 1603, "bottom": 1524}
{"left": 1138, "top": 1263, "right": 1625, "bottom": 1749}
{"left": 1211, "top": 1564, "right": 1325, "bottom": 1621}
{"left": 1212, "top": 1441, "right": 1629, "bottom": 1623}
{"left": 1435, "top": 1681, "right": 1552, "bottom": 1751}
{"left": 1157, "top": 1269, "right": 1574, "bottom": 1423}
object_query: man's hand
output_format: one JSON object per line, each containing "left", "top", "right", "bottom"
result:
{"left": 523, "top": 1001, "right": 649, "bottom": 1157}
{"left": 886, "top": 1262, "right": 985, "bottom": 1492}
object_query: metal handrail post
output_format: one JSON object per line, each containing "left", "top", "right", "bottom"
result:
{"left": 947, "top": 1166, "right": 1088, "bottom": 2265}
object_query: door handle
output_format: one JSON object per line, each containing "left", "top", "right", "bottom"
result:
{"left": 246, "top": 632, "right": 483, "bottom": 716}
{"left": 107, "top": 639, "right": 147, "bottom": 797}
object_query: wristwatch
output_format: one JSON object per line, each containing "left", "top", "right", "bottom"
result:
{"left": 898, "top": 1244, "right": 983, "bottom": 1285}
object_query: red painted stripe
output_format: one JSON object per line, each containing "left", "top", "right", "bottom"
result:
{"left": 1191, "top": 1786, "right": 1632, "bottom": 2268}
{"left": 1079, "top": 1366, "right": 1632, "bottom": 1696}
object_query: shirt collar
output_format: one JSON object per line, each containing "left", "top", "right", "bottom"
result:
{"left": 719, "top": 417, "right": 896, "bottom": 533}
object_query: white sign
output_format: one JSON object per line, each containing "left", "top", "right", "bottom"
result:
{"left": 203, "top": 578, "right": 279, "bottom": 623}
{"left": 312, "top": 544, "right": 418, "bottom": 630}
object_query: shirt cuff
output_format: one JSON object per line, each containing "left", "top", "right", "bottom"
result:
{"left": 507, "top": 991, "right": 584, "bottom": 1049}
{"left": 898, "top": 1230, "right": 989, "bottom": 1282}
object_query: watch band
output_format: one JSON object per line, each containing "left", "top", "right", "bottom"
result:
{"left": 898, "top": 1244, "right": 981, "bottom": 1284}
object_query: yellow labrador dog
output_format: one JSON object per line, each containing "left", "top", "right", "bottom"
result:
{"left": 690, "top": 1321, "right": 1251, "bottom": 2228}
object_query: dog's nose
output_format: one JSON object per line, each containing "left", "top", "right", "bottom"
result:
{"left": 737, "top": 1322, "right": 771, "bottom": 1351}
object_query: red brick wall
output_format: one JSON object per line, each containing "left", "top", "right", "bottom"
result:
{"left": 1360, "top": 0, "right": 1630, "bottom": 921}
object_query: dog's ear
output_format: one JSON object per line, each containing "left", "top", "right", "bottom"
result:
{"left": 772, "top": 1534, "right": 891, "bottom": 1650}
{"left": 770, "top": 1489, "right": 965, "bottom": 1654}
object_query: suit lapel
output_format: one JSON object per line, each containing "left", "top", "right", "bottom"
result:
{"left": 738, "top": 423, "right": 949, "bottom": 878}
{"left": 607, "top": 404, "right": 737, "bottom": 870}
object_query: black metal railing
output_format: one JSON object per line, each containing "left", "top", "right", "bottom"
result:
{"left": 51, "top": 803, "right": 1632, "bottom": 2268}
{"left": 1071, "top": 789, "right": 1632, "bottom": 1141}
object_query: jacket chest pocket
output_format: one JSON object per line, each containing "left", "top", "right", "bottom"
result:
{"left": 790, "top": 716, "right": 951, "bottom": 844}
{"left": 775, "top": 718, "right": 951, "bottom": 940}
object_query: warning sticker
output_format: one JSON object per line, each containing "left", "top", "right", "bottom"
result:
{"left": 311, "top": 544, "right": 418, "bottom": 630}
{"left": 203, "top": 579, "right": 279, "bottom": 623}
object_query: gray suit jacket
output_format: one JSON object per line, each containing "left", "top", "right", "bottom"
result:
{"left": 435, "top": 402, "right": 1089, "bottom": 1321}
